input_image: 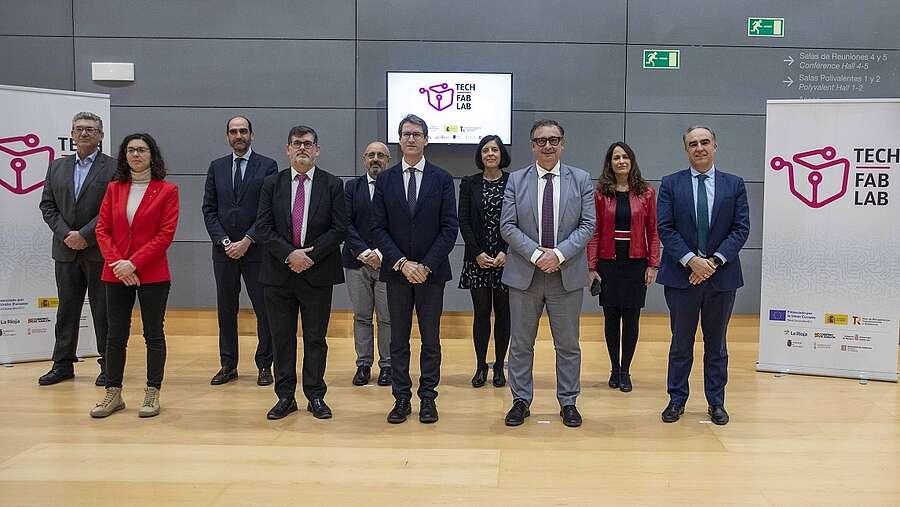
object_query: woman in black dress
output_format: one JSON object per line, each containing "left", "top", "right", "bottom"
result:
{"left": 586, "top": 142, "right": 659, "bottom": 392}
{"left": 458, "top": 135, "right": 511, "bottom": 388}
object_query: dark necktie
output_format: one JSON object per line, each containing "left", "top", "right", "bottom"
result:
{"left": 541, "top": 173, "right": 555, "bottom": 248}
{"left": 233, "top": 158, "right": 244, "bottom": 193}
{"left": 292, "top": 173, "right": 307, "bottom": 247}
{"left": 696, "top": 173, "right": 709, "bottom": 256}
{"left": 406, "top": 167, "right": 417, "bottom": 215}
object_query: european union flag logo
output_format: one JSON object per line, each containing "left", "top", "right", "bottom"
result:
{"left": 769, "top": 309, "right": 787, "bottom": 321}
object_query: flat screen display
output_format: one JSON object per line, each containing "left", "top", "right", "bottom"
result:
{"left": 386, "top": 71, "right": 512, "bottom": 145}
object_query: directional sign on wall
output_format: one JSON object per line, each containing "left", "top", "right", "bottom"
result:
{"left": 642, "top": 49, "right": 680, "bottom": 69}
{"left": 748, "top": 17, "right": 785, "bottom": 37}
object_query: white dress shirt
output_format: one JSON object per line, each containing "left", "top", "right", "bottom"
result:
{"left": 290, "top": 166, "right": 315, "bottom": 247}
{"left": 531, "top": 161, "right": 566, "bottom": 265}
{"left": 358, "top": 173, "right": 382, "bottom": 262}
{"left": 232, "top": 147, "right": 252, "bottom": 180}
{"left": 401, "top": 156, "right": 425, "bottom": 201}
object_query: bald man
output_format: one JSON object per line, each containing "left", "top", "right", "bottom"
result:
{"left": 341, "top": 142, "right": 393, "bottom": 387}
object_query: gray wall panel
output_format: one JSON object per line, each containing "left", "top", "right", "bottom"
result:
{"left": 626, "top": 46, "right": 900, "bottom": 115}
{"left": 356, "top": 109, "right": 624, "bottom": 178}
{"left": 628, "top": 0, "right": 900, "bottom": 49}
{"left": 0, "top": 0, "right": 71, "bottom": 36}
{"left": 74, "top": 0, "right": 355, "bottom": 39}
{"left": 109, "top": 107, "right": 356, "bottom": 177}
{"left": 625, "top": 113, "right": 766, "bottom": 181}
{"left": 0, "top": 36, "right": 73, "bottom": 90}
{"left": 358, "top": 0, "right": 627, "bottom": 43}
{"left": 356, "top": 41, "right": 625, "bottom": 111}
{"left": 75, "top": 38, "right": 356, "bottom": 107}
{"left": 168, "top": 175, "right": 207, "bottom": 243}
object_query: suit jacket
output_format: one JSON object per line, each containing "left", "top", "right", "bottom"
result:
{"left": 500, "top": 163, "right": 596, "bottom": 292}
{"left": 95, "top": 179, "right": 180, "bottom": 283}
{"left": 39, "top": 152, "right": 116, "bottom": 262}
{"left": 255, "top": 166, "right": 346, "bottom": 287}
{"left": 341, "top": 174, "right": 378, "bottom": 269}
{"left": 201, "top": 151, "right": 278, "bottom": 262}
{"left": 586, "top": 186, "right": 660, "bottom": 268}
{"left": 458, "top": 171, "right": 509, "bottom": 262}
{"left": 656, "top": 168, "right": 750, "bottom": 291}
{"left": 371, "top": 160, "right": 458, "bottom": 285}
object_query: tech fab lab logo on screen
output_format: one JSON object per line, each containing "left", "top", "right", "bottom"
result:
{"left": 0, "top": 133, "right": 55, "bottom": 195}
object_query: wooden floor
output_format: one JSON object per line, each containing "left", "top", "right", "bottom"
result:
{"left": 1, "top": 312, "right": 898, "bottom": 506}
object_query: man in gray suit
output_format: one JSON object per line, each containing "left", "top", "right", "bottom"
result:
{"left": 500, "top": 119, "right": 595, "bottom": 427}
{"left": 38, "top": 112, "right": 116, "bottom": 386}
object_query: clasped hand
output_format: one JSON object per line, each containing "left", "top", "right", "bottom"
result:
{"left": 287, "top": 247, "right": 315, "bottom": 273}
{"left": 109, "top": 259, "right": 140, "bottom": 286}
{"left": 687, "top": 256, "right": 716, "bottom": 285}
{"left": 401, "top": 261, "right": 429, "bottom": 284}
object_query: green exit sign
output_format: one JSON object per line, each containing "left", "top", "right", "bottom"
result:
{"left": 642, "top": 49, "right": 680, "bottom": 69}
{"left": 748, "top": 17, "right": 784, "bottom": 37}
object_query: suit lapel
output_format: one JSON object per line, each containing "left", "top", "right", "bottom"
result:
{"left": 557, "top": 164, "right": 571, "bottom": 228}
{"left": 682, "top": 169, "right": 697, "bottom": 228}
{"left": 392, "top": 166, "right": 411, "bottom": 219}
{"left": 472, "top": 175, "right": 484, "bottom": 217}
{"left": 131, "top": 179, "right": 162, "bottom": 227}
{"left": 76, "top": 154, "right": 103, "bottom": 203}
{"left": 524, "top": 165, "right": 539, "bottom": 227}
{"left": 709, "top": 169, "right": 725, "bottom": 228}
{"left": 306, "top": 168, "right": 324, "bottom": 227}
{"left": 279, "top": 169, "right": 293, "bottom": 225}
{"left": 63, "top": 156, "right": 77, "bottom": 203}
{"left": 413, "top": 164, "right": 437, "bottom": 218}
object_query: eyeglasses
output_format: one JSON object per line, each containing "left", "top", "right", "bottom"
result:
{"left": 73, "top": 126, "right": 99, "bottom": 135}
{"left": 400, "top": 132, "right": 424, "bottom": 140}
{"left": 289, "top": 140, "right": 316, "bottom": 149}
{"left": 126, "top": 147, "right": 149, "bottom": 155}
{"left": 364, "top": 152, "right": 389, "bottom": 159}
{"left": 531, "top": 136, "right": 562, "bottom": 147}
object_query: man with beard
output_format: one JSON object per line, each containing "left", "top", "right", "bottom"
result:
{"left": 255, "top": 125, "right": 346, "bottom": 420}
{"left": 342, "top": 141, "right": 393, "bottom": 387}
{"left": 202, "top": 116, "right": 278, "bottom": 387}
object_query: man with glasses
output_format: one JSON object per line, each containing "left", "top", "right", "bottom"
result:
{"left": 499, "top": 119, "right": 595, "bottom": 428}
{"left": 342, "top": 141, "right": 393, "bottom": 387}
{"left": 202, "top": 116, "right": 278, "bottom": 387}
{"left": 656, "top": 126, "right": 749, "bottom": 426}
{"left": 255, "top": 125, "right": 346, "bottom": 420}
{"left": 38, "top": 112, "right": 116, "bottom": 386}
{"left": 371, "top": 114, "right": 458, "bottom": 424}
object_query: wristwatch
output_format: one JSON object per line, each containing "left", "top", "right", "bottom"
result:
{"left": 221, "top": 238, "right": 232, "bottom": 248}
{"left": 710, "top": 255, "right": 723, "bottom": 267}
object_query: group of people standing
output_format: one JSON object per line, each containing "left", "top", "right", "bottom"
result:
{"left": 37, "top": 111, "right": 749, "bottom": 427}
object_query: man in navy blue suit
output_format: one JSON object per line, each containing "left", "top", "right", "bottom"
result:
{"left": 371, "top": 114, "right": 458, "bottom": 424}
{"left": 342, "top": 141, "right": 392, "bottom": 388}
{"left": 656, "top": 126, "right": 750, "bottom": 426}
{"left": 202, "top": 116, "right": 278, "bottom": 387}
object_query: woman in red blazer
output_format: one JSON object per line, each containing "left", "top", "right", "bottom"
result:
{"left": 586, "top": 142, "right": 659, "bottom": 393}
{"left": 91, "top": 133, "right": 179, "bottom": 419}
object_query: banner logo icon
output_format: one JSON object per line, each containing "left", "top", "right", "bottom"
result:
{"left": 418, "top": 83, "right": 454, "bottom": 111}
{"left": 0, "top": 133, "right": 55, "bottom": 195}
{"left": 770, "top": 146, "right": 850, "bottom": 208}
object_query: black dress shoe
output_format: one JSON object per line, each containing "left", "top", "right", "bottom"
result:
{"left": 560, "top": 405, "right": 582, "bottom": 427}
{"left": 267, "top": 398, "right": 298, "bottom": 420}
{"left": 708, "top": 405, "right": 730, "bottom": 425}
{"left": 257, "top": 367, "right": 274, "bottom": 386}
{"left": 210, "top": 367, "right": 237, "bottom": 385}
{"left": 661, "top": 402, "right": 685, "bottom": 423}
{"left": 608, "top": 369, "right": 620, "bottom": 389}
{"left": 94, "top": 371, "right": 107, "bottom": 387}
{"left": 419, "top": 399, "right": 439, "bottom": 423}
{"left": 307, "top": 398, "right": 333, "bottom": 419}
{"left": 492, "top": 366, "right": 506, "bottom": 388}
{"left": 352, "top": 365, "right": 371, "bottom": 386}
{"left": 38, "top": 368, "right": 74, "bottom": 386}
{"left": 504, "top": 399, "right": 530, "bottom": 427}
{"left": 471, "top": 364, "right": 488, "bottom": 388}
{"left": 387, "top": 398, "right": 412, "bottom": 424}
{"left": 619, "top": 372, "right": 632, "bottom": 393}
{"left": 377, "top": 367, "right": 392, "bottom": 386}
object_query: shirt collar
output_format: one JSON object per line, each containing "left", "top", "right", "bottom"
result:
{"left": 366, "top": 173, "right": 377, "bottom": 185}
{"left": 233, "top": 147, "right": 252, "bottom": 163}
{"left": 402, "top": 156, "right": 426, "bottom": 172}
{"left": 690, "top": 165, "right": 716, "bottom": 178}
{"left": 76, "top": 149, "right": 99, "bottom": 166}
{"left": 291, "top": 165, "right": 315, "bottom": 181}
{"left": 536, "top": 160, "right": 561, "bottom": 177}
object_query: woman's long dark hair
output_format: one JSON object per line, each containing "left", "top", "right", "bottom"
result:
{"left": 113, "top": 133, "right": 167, "bottom": 182}
{"left": 596, "top": 141, "right": 648, "bottom": 196}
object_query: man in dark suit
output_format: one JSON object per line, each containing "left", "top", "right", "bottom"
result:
{"left": 371, "top": 114, "right": 458, "bottom": 424}
{"left": 202, "top": 116, "right": 278, "bottom": 387}
{"left": 656, "top": 126, "right": 750, "bottom": 426}
{"left": 255, "top": 125, "right": 346, "bottom": 420}
{"left": 342, "top": 141, "right": 392, "bottom": 387}
{"left": 38, "top": 112, "right": 116, "bottom": 386}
